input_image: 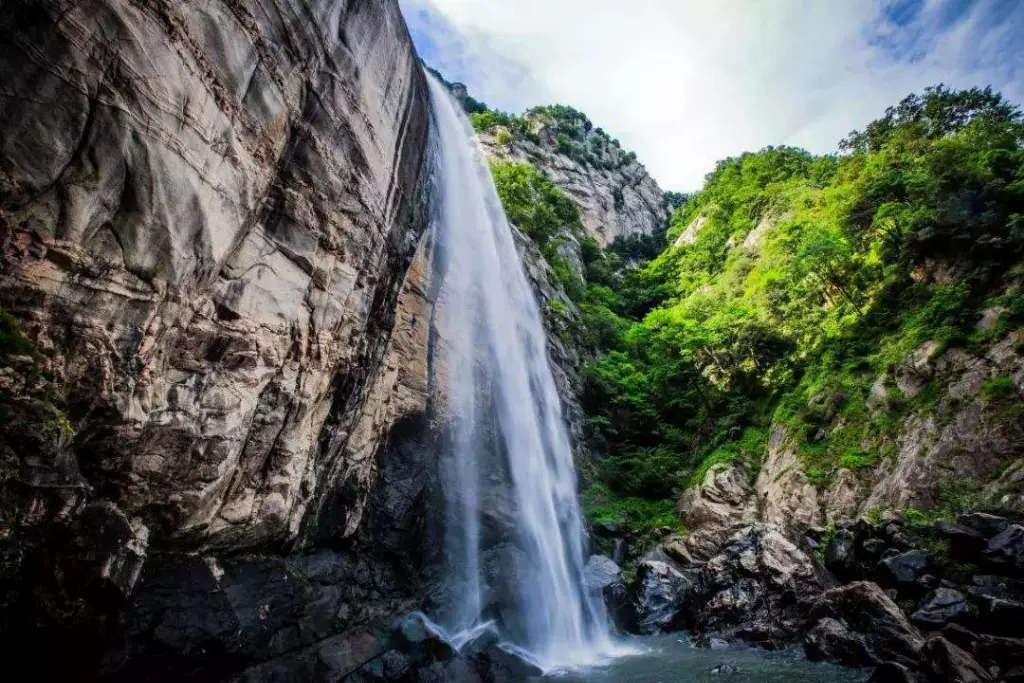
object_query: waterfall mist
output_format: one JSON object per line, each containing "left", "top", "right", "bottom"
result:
{"left": 424, "top": 72, "right": 624, "bottom": 671}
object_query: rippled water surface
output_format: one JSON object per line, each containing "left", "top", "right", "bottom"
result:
{"left": 538, "top": 634, "right": 870, "bottom": 683}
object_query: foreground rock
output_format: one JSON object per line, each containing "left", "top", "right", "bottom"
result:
{"left": 804, "top": 582, "right": 924, "bottom": 668}
{"left": 636, "top": 524, "right": 825, "bottom": 647}
{"left": 636, "top": 555, "right": 698, "bottom": 633}
{"left": 918, "top": 636, "right": 992, "bottom": 683}
{"left": 696, "top": 524, "right": 823, "bottom": 647}
{"left": 911, "top": 588, "right": 972, "bottom": 630}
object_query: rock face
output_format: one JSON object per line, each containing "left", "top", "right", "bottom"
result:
{"left": 861, "top": 334, "right": 1024, "bottom": 514}
{"left": 676, "top": 463, "right": 757, "bottom": 562}
{"left": 479, "top": 116, "right": 668, "bottom": 247}
{"left": 0, "top": 0, "right": 437, "bottom": 675}
{"left": 756, "top": 425, "right": 824, "bottom": 538}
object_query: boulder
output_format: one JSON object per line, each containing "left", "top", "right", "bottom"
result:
{"left": 693, "top": 524, "right": 823, "bottom": 647}
{"left": 984, "top": 525, "right": 1024, "bottom": 572}
{"left": 941, "top": 624, "right": 979, "bottom": 652}
{"left": 973, "top": 633, "right": 1024, "bottom": 675}
{"left": 584, "top": 555, "right": 625, "bottom": 593}
{"left": 912, "top": 588, "right": 972, "bottom": 630}
{"left": 879, "top": 551, "right": 931, "bottom": 588}
{"left": 635, "top": 558, "right": 697, "bottom": 633}
{"left": 959, "top": 513, "right": 1011, "bottom": 539}
{"left": 975, "top": 595, "right": 1024, "bottom": 637}
{"left": 826, "top": 529, "right": 858, "bottom": 579}
{"left": 966, "top": 574, "right": 1024, "bottom": 603}
{"left": 919, "top": 636, "right": 992, "bottom": 683}
{"left": 583, "top": 555, "right": 631, "bottom": 630}
{"left": 806, "top": 581, "right": 924, "bottom": 668}
{"left": 933, "top": 522, "right": 987, "bottom": 559}
{"left": 484, "top": 645, "right": 544, "bottom": 679}
{"left": 804, "top": 617, "right": 876, "bottom": 667}
{"left": 676, "top": 462, "right": 756, "bottom": 562}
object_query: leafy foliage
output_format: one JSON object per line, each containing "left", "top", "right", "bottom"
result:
{"left": 579, "top": 86, "right": 1024, "bottom": 501}
{"left": 489, "top": 161, "right": 581, "bottom": 250}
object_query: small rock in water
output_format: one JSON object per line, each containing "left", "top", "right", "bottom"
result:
{"left": 709, "top": 636, "right": 730, "bottom": 651}
{"left": 711, "top": 663, "right": 739, "bottom": 675}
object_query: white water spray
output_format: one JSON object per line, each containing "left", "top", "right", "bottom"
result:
{"left": 425, "top": 73, "right": 628, "bottom": 672}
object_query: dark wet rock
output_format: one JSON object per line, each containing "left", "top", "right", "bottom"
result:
{"left": 941, "top": 624, "right": 979, "bottom": 652}
{"left": 805, "top": 616, "right": 877, "bottom": 666}
{"left": 805, "top": 581, "right": 924, "bottom": 668}
{"left": 484, "top": 645, "right": 544, "bottom": 678}
{"left": 912, "top": 588, "right": 972, "bottom": 630}
{"left": 584, "top": 555, "right": 631, "bottom": 630}
{"left": 984, "top": 525, "right": 1024, "bottom": 572}
{"left": 959, "top": 514, "right": 1011, "bottom": 539}
{"left": 975, "top": 595, "right": 1024, "bottom": 637}
{"left": 1005, "top": 666, "right": 1024, "bottom": 683}
{"left": 919, "top": 636, "right": 992, "bottom": 683}
{"left": 967, "top": 574, "right": 1024, "bottom": 604}
{"left": 481, "top": 543, "right": 536, "bottom": 641}
{"left": 974, "top": 633, "right": 1024, "bottom": 676}
{"left": 636, "top": 558, "right": 698, "bottom": 633}
{"left": 107, "top": 550, "right": 416, "bottom": 678}
{"left": 863, "top": 538, "right": 890, "bottom": 556}
{"left": 879, "top": 551, "right": 931, "bottom": 588}
{"left": 934, "top": 521, "right": 987, "bottom": 559}
{"left": 869, "top": 661, "right": 920, "bottom": 683}
{"left": 689, "top": 524, "right": 823, "bottom": 648}
{"left": 826, "top": 529, "right": 858, "bottom": 578}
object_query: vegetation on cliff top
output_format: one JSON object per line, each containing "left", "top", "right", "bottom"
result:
{"left": 575, "top": 85, "right": 1023, "bottom": 515}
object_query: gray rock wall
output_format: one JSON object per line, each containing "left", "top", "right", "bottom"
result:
{"left": 479, "top": 120, "right": 668, "bottom": 248}
{"left": 0, "top": 0, "right": 435, "bottom": 674}
{"left": 0, "top": 0, "right": 429, "bottom": 552}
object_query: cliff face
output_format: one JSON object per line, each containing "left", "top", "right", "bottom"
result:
{"left": 0, "top": 0, "right": 434, "bottom": 673}
{"left": 478, "top": 110, "right": 668, "bottom": 248}
{"left": 756, "top": 329, "right": 1024, "bottom": 535}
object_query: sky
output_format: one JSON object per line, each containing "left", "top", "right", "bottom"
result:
{"left": 399, "top": 0, "right": 1024, "bottom": 191}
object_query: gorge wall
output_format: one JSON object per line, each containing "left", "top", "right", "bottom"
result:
{"left": 0, "top": 0, "right": 446, "bottom": 676}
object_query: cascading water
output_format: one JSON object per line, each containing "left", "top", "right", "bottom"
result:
{"left": 424, "top": 72, "right": 627, "bottom": 672}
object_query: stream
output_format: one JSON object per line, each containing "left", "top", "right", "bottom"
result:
{"left": 537, "top": 634, "right": 868, "bottom": 683}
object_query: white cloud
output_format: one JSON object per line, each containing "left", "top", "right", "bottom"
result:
{"left": 401, "top": 0, "right": 1023, "bottom": 191}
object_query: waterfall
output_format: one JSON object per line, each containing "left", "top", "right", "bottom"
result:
{"left": 424, "top": 72, "right": 623, "bottom": 672}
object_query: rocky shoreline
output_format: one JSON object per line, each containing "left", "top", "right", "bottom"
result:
{"left": 585, "top": 509, "right": 1024, "bottom": 682}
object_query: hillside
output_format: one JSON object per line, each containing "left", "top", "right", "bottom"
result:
{"left": 575, "top": 85, "right": 1024, "bottom": 540}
